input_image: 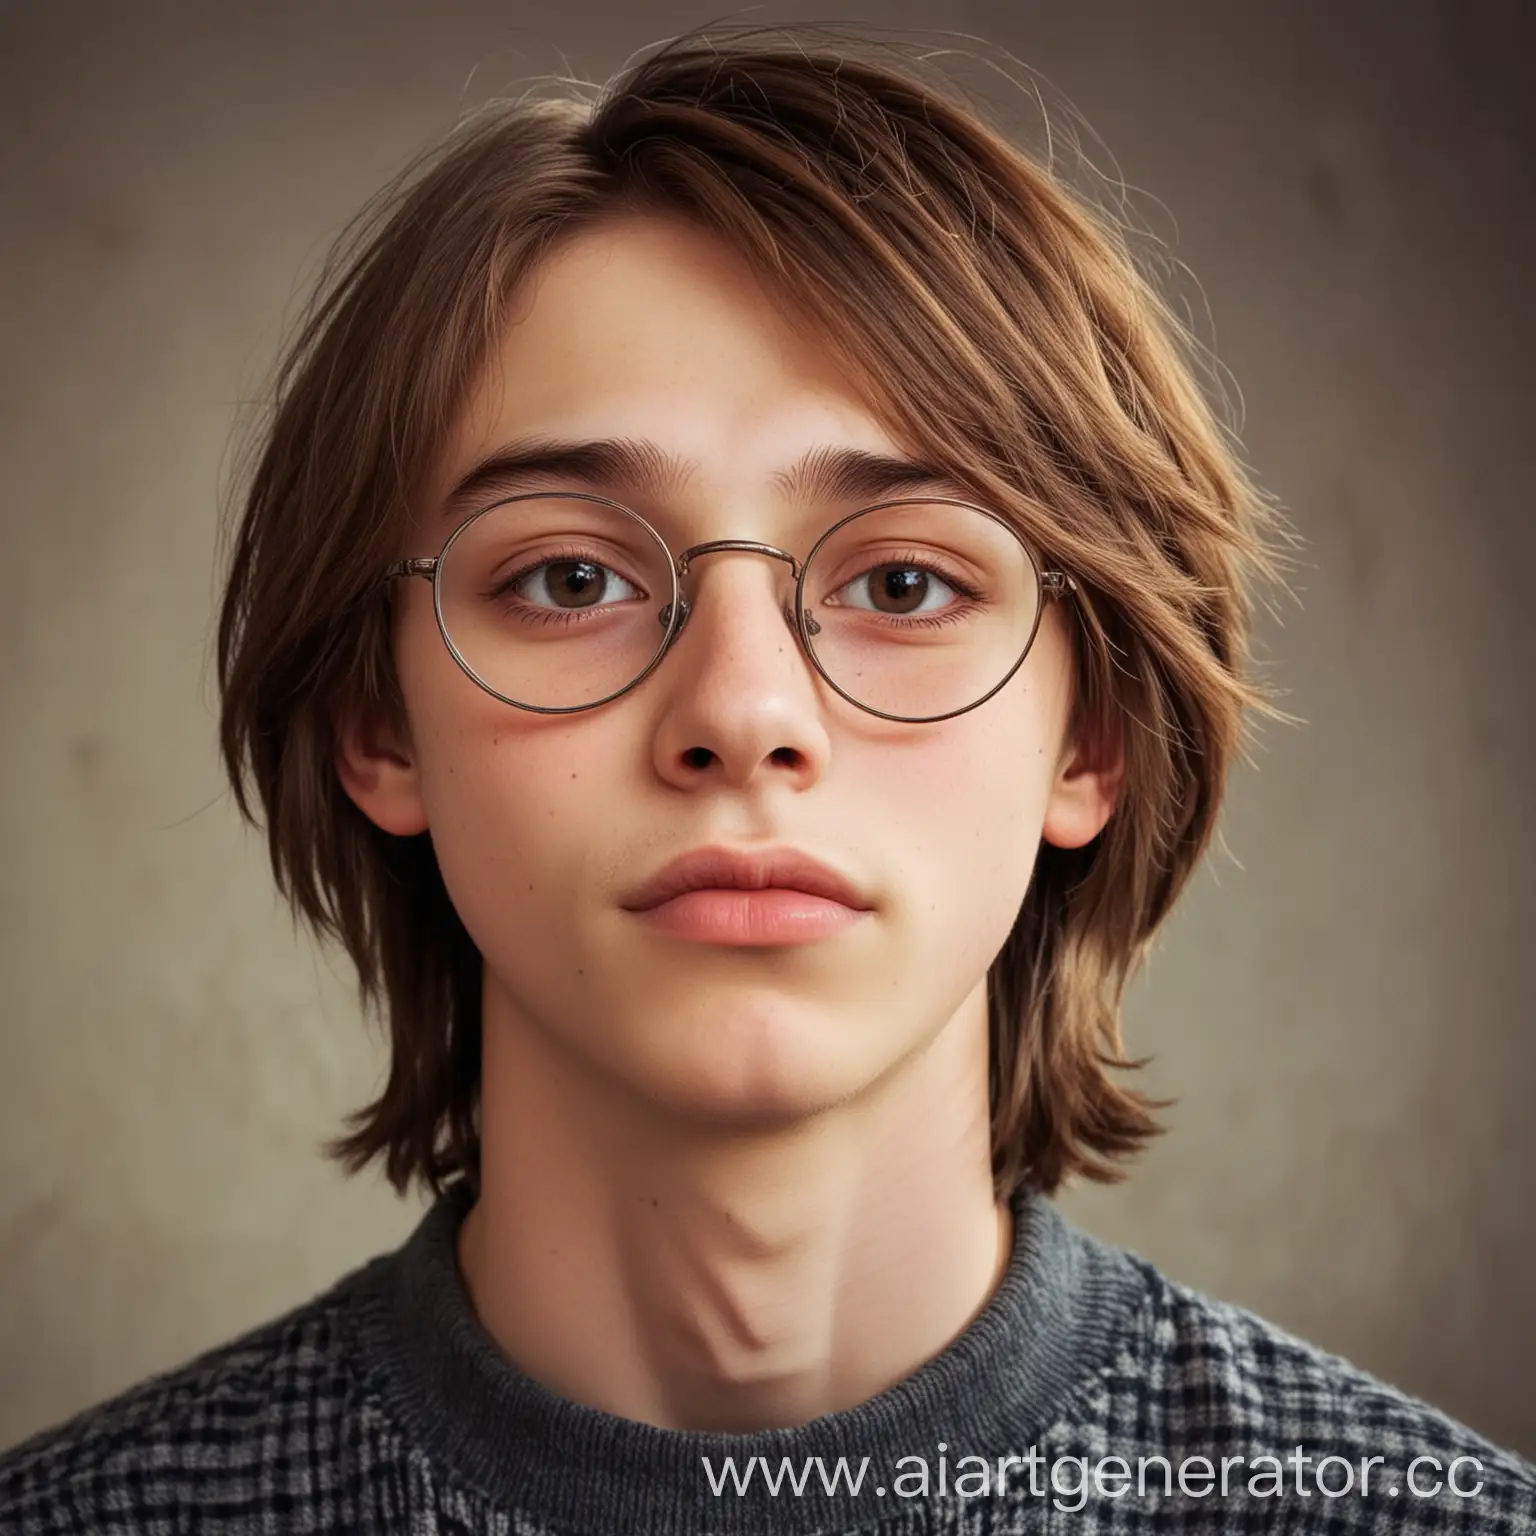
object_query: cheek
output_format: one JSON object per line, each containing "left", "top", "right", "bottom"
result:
{"left": 414, "top": 726, "right": 611, "bottom": 1007}
{"left": 423, "top": 726, "right": 591, "bottom": 863}
{"left": 849, "top": 693, "right": 1055, "bottom": 949}
{"left": 398, "top": 619, "right": 603, "bottom": 942}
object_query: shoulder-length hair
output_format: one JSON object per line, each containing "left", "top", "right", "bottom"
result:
{"left": 217, "top": 28, "right": 1295, "bottom": 1203}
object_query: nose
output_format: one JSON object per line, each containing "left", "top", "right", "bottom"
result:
{"left": 646, "top": 542, "right": 835, "bottom": 790}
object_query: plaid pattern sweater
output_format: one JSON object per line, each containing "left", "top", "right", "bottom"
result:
{"left": 2, "top": 1178, "right": 1533, "bottom": 1534}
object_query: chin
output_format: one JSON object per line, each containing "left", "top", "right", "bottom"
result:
{"left": 631, "top": 1005, "right": 889, "bottom": 1129}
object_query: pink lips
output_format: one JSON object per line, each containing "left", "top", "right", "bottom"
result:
{"left": 620, "top": 845, "right": 874, "bottom": 946}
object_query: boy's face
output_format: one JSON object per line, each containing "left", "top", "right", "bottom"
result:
{"left": 337, "top": 214, "right": 1118, "bottom": 1127}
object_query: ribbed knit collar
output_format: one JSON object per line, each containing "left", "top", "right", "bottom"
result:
{"left": 346, "top": 1177, "right": 1149, "bottom": 1535}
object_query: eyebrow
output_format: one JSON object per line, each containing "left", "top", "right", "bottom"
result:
{"left": 440, "top": 435, "right": 970, "bottom": 521}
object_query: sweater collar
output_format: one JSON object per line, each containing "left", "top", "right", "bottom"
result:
{"left": 348, "top": 1176, "right": 1146, "bottom": 1535}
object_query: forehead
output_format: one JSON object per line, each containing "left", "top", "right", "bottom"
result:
{"left": 430, "top": 215, "right": 912, "bottom": 513}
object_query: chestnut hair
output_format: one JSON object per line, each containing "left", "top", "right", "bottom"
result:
{"left": 216, "top": 27, "right": 1296, "bottom": 1203}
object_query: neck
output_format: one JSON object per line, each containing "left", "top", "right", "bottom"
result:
{"left": 459, "top": 975, "right": 1011, "bottom": 1433}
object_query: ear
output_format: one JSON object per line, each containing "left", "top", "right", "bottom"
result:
{"left": 333, "top": 696, "right": 430, "bottom": 838}
{"left": 1041, "top": 714, "right": 1124, "bottom": 850}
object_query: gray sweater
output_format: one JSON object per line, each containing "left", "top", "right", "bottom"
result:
{"left": 2, "top": 1177, "right": 1533, "bottom": 1533}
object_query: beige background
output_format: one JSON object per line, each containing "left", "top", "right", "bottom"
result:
{"left": 2, "top": 0, "right": 1531, "bottom": 1457}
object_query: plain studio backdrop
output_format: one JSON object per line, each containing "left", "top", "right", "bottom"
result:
{"left": 0, "top": 0, "right": 1531, "bottom": 1458}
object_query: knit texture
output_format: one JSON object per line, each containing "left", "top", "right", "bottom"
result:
{"left": 2, "top": 1179, "right": 1533, "bottom": 1533}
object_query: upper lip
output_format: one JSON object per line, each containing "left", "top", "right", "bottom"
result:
{"left": 621, "top": 845, "right": 876, "bottom": 913}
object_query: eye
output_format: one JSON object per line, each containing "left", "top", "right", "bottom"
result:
{"left": 508, "top": 557, "right": 642, "bottom": 611}
{"left": 833, "top": 564, "right": 963, "bottom": 617}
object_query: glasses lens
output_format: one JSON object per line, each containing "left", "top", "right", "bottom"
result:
{"left": 436, "top": 496, "right": 675, "bottom": 710}
{"left": 801, "top": 501, "right": 1041, "bottom": 720}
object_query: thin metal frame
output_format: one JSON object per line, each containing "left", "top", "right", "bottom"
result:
{"left": 382, "top": 490, "right": 1077, "bottom": 724}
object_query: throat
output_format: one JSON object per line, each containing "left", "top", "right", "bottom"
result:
{"left": 459, "top": 1172, "right": 1013, "bottom": 1435}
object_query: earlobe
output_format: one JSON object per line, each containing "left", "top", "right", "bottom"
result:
{"left": 333, "top": 702, "right": 430, "bottom": 838}
{"left": 1040, "top": 722, "right": 1125, "bottom": 851}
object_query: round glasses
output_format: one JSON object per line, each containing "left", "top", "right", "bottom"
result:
{"left": 382, "top": 492, "right": 1076, "bottom": 724}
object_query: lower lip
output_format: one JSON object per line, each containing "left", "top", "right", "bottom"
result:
{"left": 631, "top": 888, "right": 869, "bottom": 945}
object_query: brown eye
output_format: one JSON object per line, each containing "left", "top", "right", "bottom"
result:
{"left": 505, "top": 558, "right": 640, "bottom": 611}
{"left": 834, "top": 564, "right": 962, "bottom": 617}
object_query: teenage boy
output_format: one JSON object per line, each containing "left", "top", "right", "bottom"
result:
{"left": 3, "top": 31, "right": 1532, "bottom": 1535}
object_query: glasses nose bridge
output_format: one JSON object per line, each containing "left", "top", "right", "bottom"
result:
{"left": 665, "top": 537, "right": 812, "bottom": 641}
{"left": 674, "top": 537, "right": 802, "bottom": 582}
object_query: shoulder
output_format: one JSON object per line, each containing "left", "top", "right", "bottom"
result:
{"left": 1049, "top": 1248, "right": 1536, "bottom": 1531}
{"left": 0, "top": 1258, "right": 395, "bottom": 1534}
